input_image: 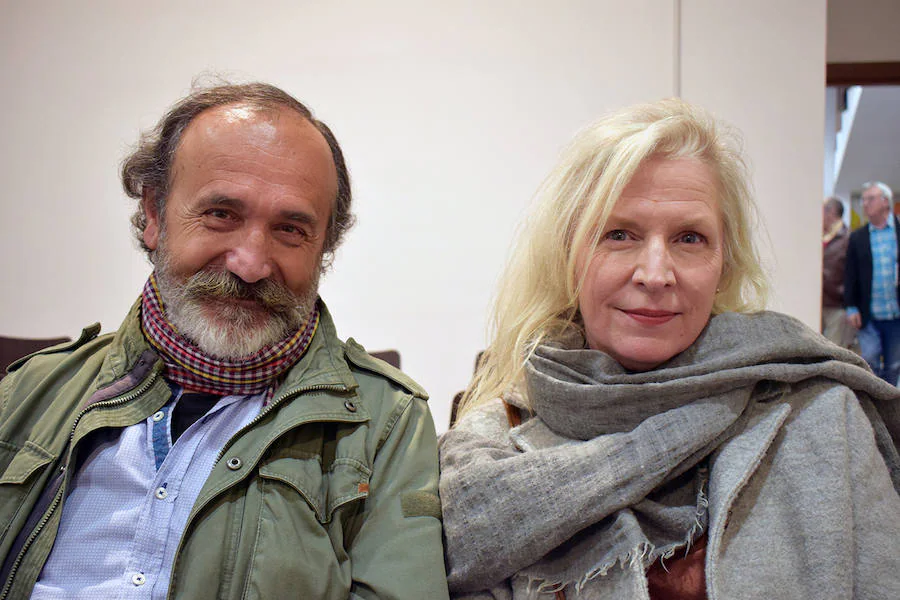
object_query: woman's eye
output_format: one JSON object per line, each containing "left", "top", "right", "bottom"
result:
{"left": 679, "top": 232, "right": 705, "bottom": 244}
{"left": 605, "top": 229, "right": 629, "bottom": 241}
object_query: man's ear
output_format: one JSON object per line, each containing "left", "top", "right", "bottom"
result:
{"left": 142, "top": 189, "right": 160, "bottom": 251}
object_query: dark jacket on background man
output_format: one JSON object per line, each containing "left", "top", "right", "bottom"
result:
{"left": 844, "top": 216, "right": 900, "bottom": 327}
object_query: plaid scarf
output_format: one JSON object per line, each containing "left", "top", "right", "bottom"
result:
{"left": 140, "top": 273, "right": 318, "bottom": 400}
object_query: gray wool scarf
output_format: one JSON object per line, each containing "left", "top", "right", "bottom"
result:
{"left": 441, "top": 311, "right": 900, "bottom": 599}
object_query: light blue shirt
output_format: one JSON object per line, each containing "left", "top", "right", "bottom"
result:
{"left": 31, "top": 386, "right": 264, "bottom": 600}
{"left": 869, "top": 217, "right": 900, "bottom": 320}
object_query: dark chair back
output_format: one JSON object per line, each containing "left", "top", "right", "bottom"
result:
{"left": 449, "top": 350, "right": 486, "bottom": 428}
{"left": 0, "top": 335, "right": 71, "bottom": 375}
{"left": 370, "top": 350, "right": 401, "bottom": 369}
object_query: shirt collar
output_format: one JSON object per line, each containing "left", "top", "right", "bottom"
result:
{"left": 871, "top": 215, "right": 895, "bottom": 231}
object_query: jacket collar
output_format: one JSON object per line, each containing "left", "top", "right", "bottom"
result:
{"left": 274, "top": 299, "right": 359, "bottom": 394}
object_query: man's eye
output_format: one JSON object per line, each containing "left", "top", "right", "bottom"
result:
{"left": 206, "top": 209, "right": 232, "bottom": 220}
{"left": 277, "top": 224, "right": 307, "bottom": 238}
{"left": 605, "top": 229, "right": 629, "bottom": 241}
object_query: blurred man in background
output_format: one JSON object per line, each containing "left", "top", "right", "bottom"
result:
{"left": 822, "top": 196, "right": 856, "bottom": 349}
{"left": 845, "top": 181, "right": 900, "bottom": 385}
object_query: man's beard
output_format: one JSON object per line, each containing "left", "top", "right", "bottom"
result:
{"left": 153, "top": 243, "right": 319, "bottom": 359}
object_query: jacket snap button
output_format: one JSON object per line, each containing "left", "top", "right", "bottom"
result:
{"left": 344, "top": 400, "right": 357, "bottom": 413}
{"left": 227, "top": 457, "right": 243, "bottom": 470}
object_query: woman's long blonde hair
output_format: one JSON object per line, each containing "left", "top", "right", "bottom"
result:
{"left": 458, "top": 98, "right": 769, "bottom": 418}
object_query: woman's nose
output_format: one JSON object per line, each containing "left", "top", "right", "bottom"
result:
{"left": 632, "top": 239, "right": 676, "bottom": 289}
{"left": 225, "top": 229, "right": 273, "bottom": 283}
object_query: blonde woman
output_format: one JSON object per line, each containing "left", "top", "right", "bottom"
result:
{"left": 440, "top": 99, "right": 900, "bottom": 600}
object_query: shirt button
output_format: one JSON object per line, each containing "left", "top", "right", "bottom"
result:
{"left": 344, "top": 400, "right": 357, "bottom": 413}
{"left": 227, "top": 457, "right": 243, "bottom": 470}
{"left": 132, "top": 573, "right": 146, "bottom": 586}
{"left": 152, "top": 411, "right": 165, "bottom": 422}
{"left": 155, "top": 487, "right": 168, "bottom": 500}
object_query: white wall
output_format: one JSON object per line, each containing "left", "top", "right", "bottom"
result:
{"left": 833, "top": 86, "right": 900, "bottom": 199}
{"left": 0, "top": 1, "right": 825, "bottom": 432}
{"left": 824, "top": 86, "right": 839, "bottom": 198}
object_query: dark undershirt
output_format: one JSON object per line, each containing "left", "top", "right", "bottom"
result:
{"left": 172, "top": 392, "right": 221, "bottom": 443}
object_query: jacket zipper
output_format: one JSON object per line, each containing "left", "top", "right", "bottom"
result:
{"left": 0, "top": 366, "right": 162, "bottom": 600}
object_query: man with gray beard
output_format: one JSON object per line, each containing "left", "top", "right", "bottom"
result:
{"left": 0, "top": 83, "right": 449, "bottom": 599}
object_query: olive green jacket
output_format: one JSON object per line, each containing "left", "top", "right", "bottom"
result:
{"left": 0, "top": 301, "right": 449, "bottom": 600}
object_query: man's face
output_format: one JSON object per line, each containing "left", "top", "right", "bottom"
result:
{"left": 862, "top": 186, "right": 889, "bottom": 223}
{"left": 142, "top": 104, "right": 338, "bottom": 358}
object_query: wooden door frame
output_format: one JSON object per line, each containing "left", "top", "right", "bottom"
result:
{"left": 827, "top": 62, "right": 900, "bottom": 86}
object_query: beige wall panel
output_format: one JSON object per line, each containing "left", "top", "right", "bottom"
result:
{"left": 680, "top": 0, "right": 827, "bottom": 328}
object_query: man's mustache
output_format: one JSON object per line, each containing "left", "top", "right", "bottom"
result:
{"left": 182, "top": 270, "right": 299, "bottom": 312}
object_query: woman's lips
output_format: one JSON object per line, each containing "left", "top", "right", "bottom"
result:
{"left": 621, "top": 308, "right": 678, "bottom": 325}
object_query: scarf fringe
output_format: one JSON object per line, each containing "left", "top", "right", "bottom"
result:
{"left": 658, "top": 484, "right": 709, "bottom": 573}
{"left": 526, "top": 541, "right": 653, "bottom": 598}
{"left": 526, "top": 483, "right": 711, "bottom": 596}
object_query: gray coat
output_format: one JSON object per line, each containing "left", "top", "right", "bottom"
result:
{"left": 440, "top": 312, "right": 900, "bottom": 599}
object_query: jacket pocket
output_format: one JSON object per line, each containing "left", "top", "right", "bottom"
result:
{"left": 0, "top": 441, "right": 55, "bottom": 545}
{"left": 258, "top": 451, "right": 370, "bottom": 524}
{"left": 0, "top": 442, "right": 54, "bottom": 485}
{"left": 240, "top": 452, "right": 371, "bottom": 599}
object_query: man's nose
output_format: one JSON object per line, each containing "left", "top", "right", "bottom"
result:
{"left": 225, "top": 229, "right": 273, "bottom": 283}
{"left": 632, "top": 238, "right": 676, "bottom": 289}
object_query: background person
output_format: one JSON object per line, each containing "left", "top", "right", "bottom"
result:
{"left": 0, "top": 82, "right": 448, "bottom": 599}
{"left": 844, "top": 181, "right": 900, "bottom": 386}
{"left": 822, "top": 196, "right": 856, "bottom": 348}
{"left": 440, "top": 100, "right": 900, "bottom": 600}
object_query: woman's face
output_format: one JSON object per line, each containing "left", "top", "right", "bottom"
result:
{"left": 577, "top": 157, "right": 724, "bottom": 371}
